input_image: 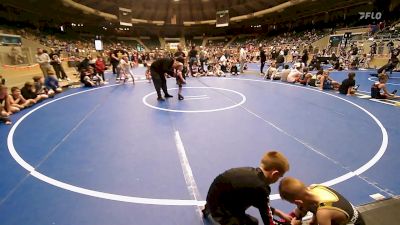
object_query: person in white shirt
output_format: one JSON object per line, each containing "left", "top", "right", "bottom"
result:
{"left": 239, "top": 47, "right": 247, "bottom": 73}
{"left": 35, "top": 48, "right": 52, "bottom": 77}
{"left": 220, "top": 54, "right": 228, "bottom": 73}
{"left": 118, "top": 56, "right": 134, "bottom": 84}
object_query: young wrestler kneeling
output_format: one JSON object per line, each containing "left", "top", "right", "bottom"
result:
{"left": 203, "top": 151, "right": 292, "bottom": 225}
{"left": 279, "top": 177, "right": 365, "bottom": 225}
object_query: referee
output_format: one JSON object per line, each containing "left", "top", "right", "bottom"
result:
{"left": 150, "top": 58, "right": 182, "bottom": 101}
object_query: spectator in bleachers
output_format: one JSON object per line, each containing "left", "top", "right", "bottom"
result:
{"left": 301, "top": 50, "right": 309, "bottom": 67}
{"left": 370, "top": 41, "right": 377, "bottom": 57}
{"left": 188, "top": 45, "right": 198, "bottom": 77}
{"left": 49, "top": 48, "right": 69, "bottom": 81}
{"left": 309, "top": 55, "right": 321, "bottom": 71}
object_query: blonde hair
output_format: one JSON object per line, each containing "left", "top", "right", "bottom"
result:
{"left": 279, "top": 177, "right": 307, "bottom": 202}
{"left": 260, "top": 151, "right": 290, "bottom": 174}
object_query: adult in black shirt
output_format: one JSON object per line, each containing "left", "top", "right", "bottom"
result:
{"left": 150, "top": 58, "right": 181, "bottom": 101}
{"left": 188, "top": 45, "right": 198, "bottom": 76}
{"left": 283, "top": 48, "right": 289, "bottom": 57}
{"left": 370, "top": 42, "right": 377, "bottom": 56}
{"left": 308, "top": 55, "right": 321, "bottom": 71}
{"left": 260, "top": 47, "right": 267, "bottom": 74}
{"left": 276, "top": 54, "right": 285, "bottom": 70}
{"left": 352, "top": 46, "right": 358, "bottom": 56}
{"left": 339, "top": 72, "right": 356, "bottom": 95}
{"left": 110, "top": 48, "right": 127, "bottom": 75}
{"left": 203, "top": 151, "right": 290, "bottom": 225}
{"left": 21, "top": 82, "right": 38, "bottom": 100}
{"left": 271, "top": 49, "right": 277, "bottom": 60}
{"left": 387, "top": 40, "right": 394, "bottom": 52}
{"left": 390, "top": 46, "right": 399, "bottom": 61}
{"left": 377, "top": 46, "right": 400, "bottom": 74}
{"left": 110, "top": 49, "right": 119, "bottom": 74}
{"left": 49, "top": 48, "right": 68, "bottom": 80}
{"left": 77, "top": 57, "right": 90, "bottom": 72}
{"left": 301, "top": 50, "right": 309, "bottom": 67}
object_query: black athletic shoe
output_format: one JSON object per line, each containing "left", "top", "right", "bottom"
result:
{"left": 354, "top": 84, "right": 360, "bottom": 91}
{"left": 165, "top": 94, "right": 173, "bottom": 98}
{"left": 392, "top": 89, "right": 397, "bottom": 95}
{"left": 178, "top": 94, "right": 184, "bottom": 101}
{"left": 157, "top": 97, "right": 165, "bottom": 101}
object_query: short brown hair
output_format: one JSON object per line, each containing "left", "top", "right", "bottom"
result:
{"left": 11, "top": 87, "right": 19, "bottom": 92}
{"left": 260, "top": 151, "right": 290, "bottom": 174}
{"left": 24, "top": 81, "right": 34, "bottom": 88}
{"left": 279, "top": 177, "right": 306, "bottom": 202}
{"left": 348, "top": 72, "right": 356, "bottom": 80}
{"left": 33, "top": 76, "right": 42, "bottom": 82}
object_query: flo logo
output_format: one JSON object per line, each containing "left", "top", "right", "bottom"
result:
{"left": 359, "top": 12, "right": 382, "bottom": 20}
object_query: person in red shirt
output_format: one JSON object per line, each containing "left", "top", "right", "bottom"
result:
{"left": 95, "top": 55, "right": 106, "bottom": 82}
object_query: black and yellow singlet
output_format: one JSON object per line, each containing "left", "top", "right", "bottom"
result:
{"left": 310, "top": 185, "right": 363, "bottom": 224}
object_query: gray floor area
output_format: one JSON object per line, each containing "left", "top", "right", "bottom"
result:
{"left": 357, "top": 197, "right": 400, "bottom": 225}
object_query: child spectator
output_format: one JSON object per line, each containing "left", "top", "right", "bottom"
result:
{"left": 0, "top": 85, "right": 20, "bottom": 115}
{"left": 33, "top": 76, "right": 55, "bottom": 97}
{"left": 339, "top": 72, "right": 357, "bottom": 95}
{"left": 80, "top": 67, "right": 102, "bottom": 87}
{"left": 280, "top": 65, "right": 291, "bottom": 82}
{"left": 264, "top": 62, "right": 278, "bottom": 80}
{"left": 319, "top": 71, "right": 340, "bottom": 90}
{"left": 95, "top": 55, "right": 106, "bottom": 82}
{"left": 371, "top": 73, "right": 398, "bottom": 99}
{"left": 20, "top": 81, "right": 48, "bottom": 103}
{"left": 308, "top": 69, "right": 324, "bottom": 87}
{"left": 9, "top": 87, "right": 35, "bottom": 109}
{"left": 44, "top": 71, "right": 63, "bottom": 94}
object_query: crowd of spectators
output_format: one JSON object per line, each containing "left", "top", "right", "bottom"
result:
{"left": 1, "top": 23, "right": 399, "bottom": 125}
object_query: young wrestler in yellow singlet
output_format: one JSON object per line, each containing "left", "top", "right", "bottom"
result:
{"left": 279, "top": 177, "right": 365, "bottom": 225}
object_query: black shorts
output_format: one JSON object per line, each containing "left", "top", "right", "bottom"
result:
{"left": 209, "top": 208, "right": 258, "bottom": 225}
{"left": 309, "top": 79, "right": 316, "bottom": 87}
